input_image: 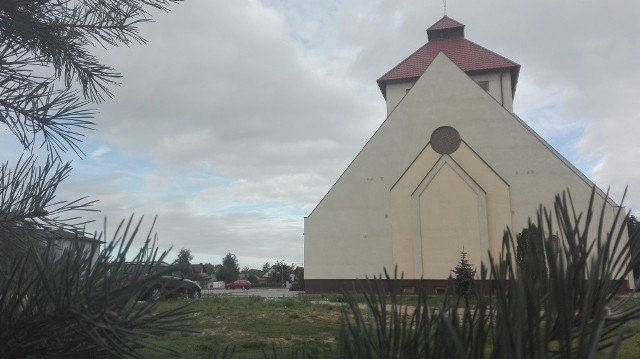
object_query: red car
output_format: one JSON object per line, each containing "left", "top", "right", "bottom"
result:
{"left": 226, "top": 280, "right": 251, "bottom": 289}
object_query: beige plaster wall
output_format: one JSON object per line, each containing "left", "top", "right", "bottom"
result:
{"left": 390, "top": 143, "right": 511, "bottom": 279}
{"left": 418, "top": 163, "right": 484, "bottom": 279}
{"left": 386, "top": 80, "right": 415, "bottom": 116}
{"left": 385, "top": 71, "right": 514, "bottom": 115}
{"left": 305, "top": 53, "right": 625, "bottom": 282}
{"left": 468, "top": 71, "right": 513, "bottom": 112}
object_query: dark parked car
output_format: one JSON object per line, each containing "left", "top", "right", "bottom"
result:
{"left": 142, "top": 275, "right": 201, "bottom": 301}
{"left": 226, "top": 280, "right": 251, "bottom": 289}
{"left": 123, "top": 263, "right": 201, "bottom": 300}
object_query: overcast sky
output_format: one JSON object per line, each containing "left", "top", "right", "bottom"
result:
{"left": 3, "top": 0, "right": 640, "bottom": 269}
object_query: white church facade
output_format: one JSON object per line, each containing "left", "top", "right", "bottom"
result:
{"left": 304, "top": 16, "right": 632, "bottom": 293}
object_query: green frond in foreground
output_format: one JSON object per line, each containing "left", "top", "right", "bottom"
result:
{"left": 338, "top": 188, "right": 640, "bottom": 359}
{"left": 0, "top": 216, "right": 194, "bottom": 358}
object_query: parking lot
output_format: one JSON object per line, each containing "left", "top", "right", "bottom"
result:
{"left": 201, "top": 288, "right": 303, "bottom": 298}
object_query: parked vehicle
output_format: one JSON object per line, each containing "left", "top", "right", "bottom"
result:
{"left": 226, "top": 280, "right": 251, "bottom": 289}
{"left": 123, "top": 262, "right": 202, "bottom": 300}
{"left": 142, "top": 275, "right": 201, "bottom": 300}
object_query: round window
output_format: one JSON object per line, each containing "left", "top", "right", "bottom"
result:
{"left": 430, "top": 126, "right": 461, "bottom": 154}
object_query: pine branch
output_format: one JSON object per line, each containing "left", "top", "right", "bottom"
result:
{"left": 0, "top": 0, "right": 181, "bottom": 155}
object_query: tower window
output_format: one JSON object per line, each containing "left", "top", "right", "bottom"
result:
{"left": 477, "top": 81, "right": 489, "bottom": 92}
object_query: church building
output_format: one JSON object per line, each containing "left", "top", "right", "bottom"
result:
{"left": 304, "top": 16, "right": 631, "bottom": 292}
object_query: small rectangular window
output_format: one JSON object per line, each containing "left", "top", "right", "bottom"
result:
{"left": 477, "top": 81, "right": 489, "bottom": 92}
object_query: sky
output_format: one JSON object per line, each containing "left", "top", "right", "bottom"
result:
{"left": 3, "top": 0, "right": 640, "bottom": 270}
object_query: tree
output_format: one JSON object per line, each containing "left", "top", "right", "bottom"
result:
{"left": 217, "top": 253, "right": 240, "bottom": 283}
{"left": 451, "top": 249, "right": 476, "bottom": 296}
{"left": 262, "top": 262, "right": 271, "bottom": 272}
{"left": 203, "top": 263, "right": 216, "bottom": 276}
{"left": 0, "top": 1, "right": 186, "bottom": 357}
{"left": 627, "top": 214, "right": 640, "bottom": 280}
{"left": 0, "top": 0, "right": 181, "bottom": 262}
{"left": 269, "top": 260, "right": 295, "bottom": 287}
{"left": 515, "top": 223, "right": 548, "bottom": 287}
{"left": 246, "top": 274, "right": 259, "bottom": 284}
{"left": 0, "top": 0, "right": 184, "bottom": 252}
{"left": 290, "top": 267, "right": 304, "bottom": 291}
{"left": 173, "top": 248, "right": 193, "bottom": 277}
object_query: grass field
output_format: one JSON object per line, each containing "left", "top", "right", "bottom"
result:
{"left": 147, "top": 295, "right": 342, "bottom": 358}
{"left": 146, "top": 294, "right": 640, "bottom": 358}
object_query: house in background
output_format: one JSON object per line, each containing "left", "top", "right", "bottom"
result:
{"left": 190, "top": 263, "right": 211, "bottom": 280}
{"left": 45, "top": 228, "right": 103, "bottom": 265}
{"left": 304, "top": 16, "right": 633, "bottom": 293}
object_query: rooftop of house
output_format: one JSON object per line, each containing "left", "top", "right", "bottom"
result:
{"left": 45, "top": 228, "right": 103, "bottom": 243}
{"left": 377, "top": 16, "right": 520, "bottom": 98}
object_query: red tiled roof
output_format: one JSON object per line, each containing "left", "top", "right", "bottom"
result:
{"left": 427, "top": 16, "right": 464, "bottom": 31}
{"left": 377, "top": 37, "right": 520, "bottom": 96}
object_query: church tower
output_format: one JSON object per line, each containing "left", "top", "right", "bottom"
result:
{"left": 378, "top": 16, "right": 520, "bottom": 115}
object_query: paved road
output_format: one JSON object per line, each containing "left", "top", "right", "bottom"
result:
{"left": 202, "top": 288, "right": 304, "bottom": 298}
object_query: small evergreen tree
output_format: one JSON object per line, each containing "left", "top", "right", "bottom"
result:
{"left": 452, "top": 249, "right": 476, "bottom": 296}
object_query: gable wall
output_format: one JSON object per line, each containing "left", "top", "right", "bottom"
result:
{"left": 305, "top": 53, "right": 624, "bottom": 281}
{"left": 391, "top": 143, "right": 511, "bottom": 279}
{"left": 385, "top": 71, "right": 513, "bottom": 115}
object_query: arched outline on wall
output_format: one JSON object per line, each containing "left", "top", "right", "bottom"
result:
{"left": 411, "top": 154, "right": 490, "bottom": 278}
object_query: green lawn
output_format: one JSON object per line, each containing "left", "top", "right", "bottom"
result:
{"left": 146, "top": 294, "right": 640, "bottom": 358}
{"left": 146, "top": 296, "right": 342, "bottom": 358}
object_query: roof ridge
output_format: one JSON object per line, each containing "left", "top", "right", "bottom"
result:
{"left": 376, "top": 37, "right": 521, "bottom": 97}
{"left": 427, "top": 15, "right": 465, "bottom": 31}
{"left": 462, "top": 37, "right": 519, "bottom": 68}
{"left": 378, "top": 37, "right": 519, "bottom": 83}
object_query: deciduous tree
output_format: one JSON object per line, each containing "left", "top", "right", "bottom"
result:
{"left": 217, "top": 253, "right": 240, "bottom": 283}
{"left": 173, "top": 248, "right": 193, "bottom": 277}
{"left": 269, "top": 260, "right": 295, "bottom": 287}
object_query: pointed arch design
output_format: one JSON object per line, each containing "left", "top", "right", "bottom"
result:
{"left": 411, "top": 155, "right": 489, "bottom": 278}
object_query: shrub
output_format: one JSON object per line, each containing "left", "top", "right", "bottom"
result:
{"left": 515, "top": 223, "right": 548, "bottom": 290}
{"left": 0, "top": 216, "right": 193, "bottom": 358}
{"left": 337, "top": 189, "right": 640, "bottom": 358}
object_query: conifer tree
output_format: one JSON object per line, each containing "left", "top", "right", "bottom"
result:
{"left": 452, "top": 248, "right": 476, "bottom": 295}
{"left": 0, "top": 1, "right": 189, "bottom": 357}
{"left": 515, "top": 223, "right": 548, "bottom": 288}
{"left": 0, "top": 0, "right": 183, "bottom": 259}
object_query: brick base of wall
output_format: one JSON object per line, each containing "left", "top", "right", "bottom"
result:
{"left": 304, "top": 278, "right": 633, "bottom": 294}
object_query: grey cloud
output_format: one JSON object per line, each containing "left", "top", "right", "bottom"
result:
{"left": 38, "top": 0, "right": 640, "bottom": 266}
